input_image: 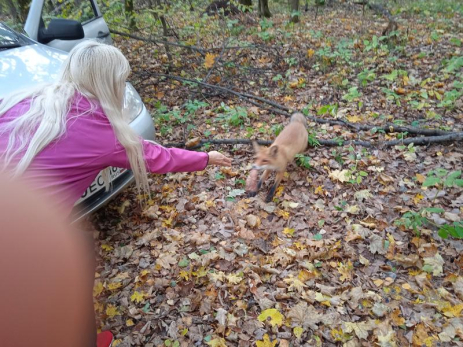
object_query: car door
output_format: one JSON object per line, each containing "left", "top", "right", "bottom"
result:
{"left": 25, "top": 0, "right": 112, "bottom": 52}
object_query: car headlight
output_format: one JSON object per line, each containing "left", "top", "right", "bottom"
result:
{"left": 123, "top": 82, "right": 144, "bottom": 122}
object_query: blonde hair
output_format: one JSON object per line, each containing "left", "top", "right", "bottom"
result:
{"left": 0, "top": 40, "right": 149, "bottom": 195}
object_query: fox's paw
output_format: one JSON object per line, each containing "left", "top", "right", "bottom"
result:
{"left": 265, "top": 194, "right": 274, "bottom": 203}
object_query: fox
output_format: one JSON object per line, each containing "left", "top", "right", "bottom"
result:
{"left": 247, "top": 112, "right": 308, "bottom": 202}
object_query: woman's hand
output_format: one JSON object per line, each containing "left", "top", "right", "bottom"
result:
{"left": 208, "top": 151, "right": 232, "bottom": 167}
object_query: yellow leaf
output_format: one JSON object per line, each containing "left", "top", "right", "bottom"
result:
{"left": 105, "top": 304, "right": 119, "bottom": 319}
{"left": 101, "top": 244, "right": 113, "bottom": 252}
{"left": 442, "top": 303, "right": 463, "bottom": 318}
{"left": 276, "top": 209, "right": 290, "bottom": 220}
{"left": 131, "top": 291, "right": 145, "bottom": 303}
{"left": 346, "top": 115, "right": 362, "bottom": 123}
{"left": 258, "top": 308, "right": 285, "bottom": 327}
{"left": 204, "top": 53, "right": 217, "bottom": 69}
{"left": 416, "top": 173, "right": 426, "bottom": 184}
{"left": 314, "top": 185, "right": 324, "bottom": 195}
{"left": 402, "top": 283, "right": 412, "bottom": 291}
{"left": 256, "top": 334, "right": 278, "bottom": 347}
{"left": 338, "top": 260, "right": 353, "bottom": 282}
{"left": 112, "top": 339, "right": 122, "bottom": 347}
{"left": 93, "top": 282, "right": 104, "bottom": 297}
{"left": 107, "top": 282, "right": 122, "bottom": 291}
{"left": 225, "top": 273, "right": 243, "bottom": 284}
{"left": 283, "top": 228, "right": 295, "bottom": 237}
{"left": 391, "top": 309, "right": 405, "bottom": 326}
{"left": 374, "top": 279, "right": 384, "bottom": 287}
{"left": 284, "top": 275, "right": 306, "bottom": 293}
{"left": 293, "top": 326, "right": 304, "bottom": 338}
{"left": 283, "top": 95, "right": 294, "bottom": 102}
{"left": 126, "top": 319, "right": 135, "bottom": 327}
{"left": 329, "top": 169, "right": 349, "bottom": 183}
{"left": 307, "top": 49, "right": 315, "bottom": 58}
{"left": 206, "top": 337, "right": 227, "bottom": 347}
{"left": 413, "top": 193, "right": 424, "bottom": 205}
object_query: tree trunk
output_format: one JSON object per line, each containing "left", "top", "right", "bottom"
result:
{"left": 258, "top": 0, "right": 271, "bottom": 17}
{"left": 290, "top": 0, "right": 299, "bottom": 22}
{"left": 125, "top": 0, "right": 136, "bottom": 29}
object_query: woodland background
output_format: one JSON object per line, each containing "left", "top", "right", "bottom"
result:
{"left": 1, "top": 0, "right": 463, "bottom": 346}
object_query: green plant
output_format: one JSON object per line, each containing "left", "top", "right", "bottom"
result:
{"left": 422, "top": 169, "right": 463, "bottom": 189}
{"left": 342, "top": 87, "right": 362, "bottom": 102}
{"left": 357, "top": 68, "right": 376, "bottom": 87}
{"left": 317, "top": 103, "right": 338, "bottom": 117}
{"left": 216, "top": 103, "right": 249, "bottom": 127}
{"left": 295, "top": 154, "right": 312, "bottom": 169}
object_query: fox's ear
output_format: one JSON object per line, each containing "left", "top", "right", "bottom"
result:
{"left": 252, "top": 141, "right": 260, "bottom": 153}
{"left": 270, "top": 145, "right": 278, "bottom": 157}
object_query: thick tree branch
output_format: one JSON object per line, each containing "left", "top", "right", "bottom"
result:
{"left": 163, "top": 132, "right": 463, "bottom": 150}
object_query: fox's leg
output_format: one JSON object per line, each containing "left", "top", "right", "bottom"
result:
{"left": 265, "top": 171, "right": 284, "bottom": 203}
{"left": 247, "top": 169, "right": 271, "bottom": 197}
{"left": 257, "top": 169, "right": 271, "bottom": 191}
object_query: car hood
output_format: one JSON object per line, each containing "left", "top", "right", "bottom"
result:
{"left": 0, "top": 44, "right": 67, "bottom": 98}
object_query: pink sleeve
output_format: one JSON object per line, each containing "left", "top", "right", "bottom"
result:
{"left": 108, "top": 140, "right": 209, "bottom": 174}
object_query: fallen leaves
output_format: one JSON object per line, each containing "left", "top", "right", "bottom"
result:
{"left": 258, "top": 308, "right": 284, "bottom": 327}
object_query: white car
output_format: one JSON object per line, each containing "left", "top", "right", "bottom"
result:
{"left": 0, "top": 0, "right": 156, "bottom": 222}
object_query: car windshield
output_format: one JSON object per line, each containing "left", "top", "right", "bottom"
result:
{"left": 0, "top": 23, "right": 29, "bottom": 49}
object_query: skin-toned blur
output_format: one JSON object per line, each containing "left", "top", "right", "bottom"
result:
{"left": 0, "top": 175, "right": 93, "bottom": 347}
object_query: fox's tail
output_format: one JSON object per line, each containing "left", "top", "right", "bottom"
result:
{"left": 290, "top": 112, "right": 307, "bottom": 126}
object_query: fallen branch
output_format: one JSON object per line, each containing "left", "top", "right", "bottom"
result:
{"left": 151, "top": 73, "right": 456, "bottom": 137}
{"left": 163, "top": 132, "right": 463, "bottom": 149}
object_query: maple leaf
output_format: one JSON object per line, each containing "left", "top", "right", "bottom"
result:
{"left": 346, "top": 115, "right": 362, "bottom": 123}
{"left": 369, "top": 234, "right": 387, "bottom": 255}
{"left": 156, "top": 253, "right": 177, "bottom": 269}
{"left": 106, "top": 304, "right": 119, "bottom": 319}
{"left": 390, "top": 309, "right": 405, "bottom": 326}
{"left": 126, "top": 319, "right": 134, "bottom": 327}
{"left": 208, "top": 271, "right": 225, "bottom": 283}
{"left": 93, "top": 281, "right": 104, "bottom": 297}
{"left": 258, "top": 308, "right": 284, "bottom": 327}
{"left": 422, "top": 253, "right": 445, "bottom": 276}
{"left": 107, "top": 282, "right": 122, "bottom": 291}
{"left": 283, "top": 275, "right": 306, "bottom": 293}
{"left": 329, "top": 169, "right": 349, "bottom": 183}
{"left": 293, "top": 326, "right": 304, "bottom": 339}
{"left": 204, "top": 53, "right": 217, "bottom": 69}
{"left": 338, "top": 260, "right": 353, "bottom": 282}
{"left": 287, "top": 302, "right": 323, "bottom": 329}
{"left": 256, "top": 334, "right": 277, "bottom": 347}
{"left": 307, "top": 49, "right": 315, "bottom": 58}
{"left": 101, "top": 244, "right": 113, "bottom": 252}
{"left": 354, "top": 189, "right": 372, "bottom": 202}
{"left": 377, "top": 330, "right": 397, "bottom": 347}
{"left": 206, "top": 337, "right": 227, "bottom": 347}
{"left": 344, "top": 320, "right": 374, "bottom": 339}
{"left": 413, "top": 193, "right": 424, "bottom": 205}
{"left": 131, "top": 291, "right": 145, "bottom": 303}
{"left": 282, "top": 227, "right": 295, "bottom": 237}
{"left": 225, "top": 273, "right": 243, "bottom": 284}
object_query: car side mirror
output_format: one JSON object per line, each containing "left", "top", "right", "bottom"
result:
{"left": 38, "top": 18, "right": 84, "bottom": 44}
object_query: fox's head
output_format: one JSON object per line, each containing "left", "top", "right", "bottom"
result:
{"left": 251, "top": 141, "right": 280, "bottom": 171}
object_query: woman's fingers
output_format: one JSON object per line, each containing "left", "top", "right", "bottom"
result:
{"left": 207, "top": 151, "right": 232, "bottom": 167}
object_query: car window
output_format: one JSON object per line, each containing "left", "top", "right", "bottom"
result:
{"left": 42, "top": 0, "right": 97, "bottom": 27}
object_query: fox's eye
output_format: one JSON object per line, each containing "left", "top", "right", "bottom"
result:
{"left": 262, "top": 160, "right": 268, "bottom": 164}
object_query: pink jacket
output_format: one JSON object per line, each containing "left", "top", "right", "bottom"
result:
{"left": 0, "top": 94, "right": 208, "bottom": 213}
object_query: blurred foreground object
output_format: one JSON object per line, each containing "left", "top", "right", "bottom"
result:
{"left": 0, "top": 175, "right": 93, "bottom": 347}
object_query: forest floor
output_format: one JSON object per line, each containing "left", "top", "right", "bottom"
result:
{"left": 90, "top": 2, "right": 463, "bottom": 346}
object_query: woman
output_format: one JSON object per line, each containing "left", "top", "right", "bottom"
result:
{"left": 0, "top": 41, "right": 231, "bottom": 347}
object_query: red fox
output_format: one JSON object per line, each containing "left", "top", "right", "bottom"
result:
{"left": 247, "top": 112, "right": 308, "bottom": 202}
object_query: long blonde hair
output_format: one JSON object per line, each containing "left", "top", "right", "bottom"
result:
{"left": 0, "top": 40, "right": 149, "bottom": 195}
